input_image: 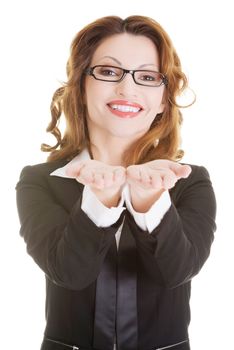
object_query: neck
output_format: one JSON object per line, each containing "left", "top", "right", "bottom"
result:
{"left": 89, "top": 143, "right": 125, "bottom": 166}
{"left": 89, "top": 136, "right": 136, "bottom": 166}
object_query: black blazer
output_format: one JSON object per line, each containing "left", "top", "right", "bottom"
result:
{"left": 16, "top": 160, "right": 216, "bottom": 350}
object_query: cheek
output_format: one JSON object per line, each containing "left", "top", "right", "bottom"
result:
{"left": 85, "top": 81, "right": 109, "bottom": 109}
{"left": 85, "top": 88, "right": 110, "bottom": 123}
{"left": 85, "top": 81, "right": 96, "bottom": 104}
{"left": 148, "top": 89, "right": 165, "bottom": 113}
{"left": 85, "top": 90, "right": 98, "bottom": 117}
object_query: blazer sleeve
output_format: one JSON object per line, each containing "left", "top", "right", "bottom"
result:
{"left": 126, "top": 165, "right": 217, "bottom": 289}
{"left": 16, "top": 165, "right": 123, "bottom": 291}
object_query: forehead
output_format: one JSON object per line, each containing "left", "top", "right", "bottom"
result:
{"left": 91, "top": 33, "right": 160, "bottom": 68}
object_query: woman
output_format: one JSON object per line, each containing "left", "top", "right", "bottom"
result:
{"left": 16, "top": 15, "right": 216, "bottom": 350}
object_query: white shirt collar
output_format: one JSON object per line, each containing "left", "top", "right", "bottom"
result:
{"left": 50, "top": 148, "right": 91, "bottom": 178}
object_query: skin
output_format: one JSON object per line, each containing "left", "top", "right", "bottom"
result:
{"left": 66, "top": 33, "right": 191, "bottom": 212}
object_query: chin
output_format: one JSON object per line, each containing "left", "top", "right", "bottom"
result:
{"left": 110, "top": 130, "right": 146, "bottom": 140}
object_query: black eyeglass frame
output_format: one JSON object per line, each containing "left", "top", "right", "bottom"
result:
{"left": 85, "top": 65, "right": 168, "bottom": 87}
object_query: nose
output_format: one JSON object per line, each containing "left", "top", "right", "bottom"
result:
{"left": 115, "top": 72, "right": 138, "bottom": 97}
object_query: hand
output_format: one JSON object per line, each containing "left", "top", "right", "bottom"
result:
{"left": 126, "top": 160, "right": 191, "bottom": 192}
{"left": 66, "top": 159, "right": 126, "bottom": 191}
{"left": 66, "top": 160, "right": 126, "bottom": 208}
{"left": 126, "top": 160, "right": 191, "bottom": 212}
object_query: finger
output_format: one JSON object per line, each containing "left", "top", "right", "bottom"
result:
{"left": 178, "top": 164, "right": 192, "bottom": 178}
{"left": 113, "top": 168, "right": 126, "bottom": 184}
{"left": 151, "top": 172, "right": 163, "bottom": 189}
{"left": 79, "top": 167, "right": 94, "bottom": 184}
{"left": 65, "top": 162, "right": 85, "bottom": 177}
{"left": 167, "top": 162, "right": 191, "bottom": 179}
{"left": 162, "top": 170, "right": 177, "bottom": 189}
{"left": 103, "top": 171, "right": 114, "bottom": 187}
{"left": 93, "top": 173, "right": 105, "bottom": 189}
{"left": 126, "top": 166, "right": 141, "bottom": 181}
{"left": 138, "top": 167, "right": 151, "bottom": 185}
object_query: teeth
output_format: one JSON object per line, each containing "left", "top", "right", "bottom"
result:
{"left": 110, "top": 104, "right": 140, "bottom": 113}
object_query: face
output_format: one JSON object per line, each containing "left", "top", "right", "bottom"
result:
{"left": 84, "top": 33, "right": 165, "bottom": 143}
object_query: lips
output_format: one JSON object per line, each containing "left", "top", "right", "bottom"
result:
{"left": 107, "top": 100, "right": 143, "bottom": 118}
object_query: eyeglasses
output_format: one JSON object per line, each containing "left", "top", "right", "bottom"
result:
{"left": 85, "top": 65, "right": 168, "bottom": 87}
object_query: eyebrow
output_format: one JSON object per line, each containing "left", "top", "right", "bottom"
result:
{"left": 98, "top": 56, "right": 158, "bottom": 69}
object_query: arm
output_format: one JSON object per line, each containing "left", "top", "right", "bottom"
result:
{"left": 126, "top": 165, "right": 217, "bottom": 288}
{"left": 16, "top": 165, "right": 124, "bottom": 291}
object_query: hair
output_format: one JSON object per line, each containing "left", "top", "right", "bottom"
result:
{"left": 41, "top": 15, "right": 195, "bottom": 165}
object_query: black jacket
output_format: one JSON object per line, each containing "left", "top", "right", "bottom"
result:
{"left": 16, "top": 160, "right": 216, "bottom": 350}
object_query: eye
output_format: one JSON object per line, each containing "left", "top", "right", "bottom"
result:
{"left": 95, "top": 66, "right": 122, "bottom": 78}
{"left": 135, "top": 71, "right": 164, "bottom": 86}
{"left": 139, "top": 73, "right": 156, "bottom": 81}
{"left": 100, "top": 68, "right": 116, "bottom": 76}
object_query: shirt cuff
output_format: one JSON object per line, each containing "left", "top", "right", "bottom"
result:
{"left": 123, "top": 184, "right": 171, "bottom": 233}
{"left": 81, "top": 185, "right": 126, "bottom": 227}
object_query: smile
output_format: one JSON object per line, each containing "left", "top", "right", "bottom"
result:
{"left": 109, "top": 104, "right": 141, "bottom": 113}
{"left": 107, "top": 100, "right": 143, "bottom": 118}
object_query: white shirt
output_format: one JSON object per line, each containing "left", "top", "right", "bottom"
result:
{"left": 50, "top": 149, "right": 171, "bottom": 349}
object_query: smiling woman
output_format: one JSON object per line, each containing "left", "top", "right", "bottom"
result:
{"left": 16, "top": 15, "right": 216, "bottom": 350}
{"left": 40, "top": 16, "right": 189, "bottom": 165}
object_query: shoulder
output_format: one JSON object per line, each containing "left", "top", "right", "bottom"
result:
{"left": 16, "top": 159, "right": 83, "bottom": 212}
{"left": 19, "top": 160, "right": 68, "bottom": 178}
{"left": 16, "top": 160, "right": 70, "bottom": 192}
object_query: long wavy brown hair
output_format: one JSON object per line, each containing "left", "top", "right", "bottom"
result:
{"left": 41, "top": 15, "right": 194, "bottom": 165}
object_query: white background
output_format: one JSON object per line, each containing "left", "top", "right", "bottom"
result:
{"left": 0, "top": 0, "right": 233, "bottom": 349}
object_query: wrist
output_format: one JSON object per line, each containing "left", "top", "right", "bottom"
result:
{"left": 90, "top": 186, "right": 123, "bottom": 208}
{"left": 129, "top": 186, "right": 165, "bottom": 212}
